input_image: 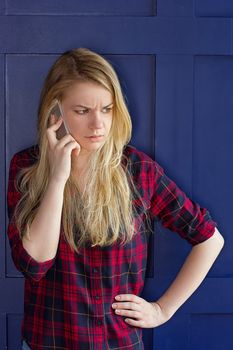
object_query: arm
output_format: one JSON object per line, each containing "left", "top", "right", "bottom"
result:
{"left": 153, "top": 227, "right": 225, "bottom": 318}
{"left": 22, "top": 178, "right": 65, "bottom": 262}
{"left": 7, "top": 152, "right": 65, "bottom": 282}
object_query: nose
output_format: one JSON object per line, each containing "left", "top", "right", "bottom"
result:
{"left": 89, "top": 111, "right": 104, "bottom": 130}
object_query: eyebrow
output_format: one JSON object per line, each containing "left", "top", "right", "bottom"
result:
{"left": 72, "top": 102, "right": 114, "bottom": 109}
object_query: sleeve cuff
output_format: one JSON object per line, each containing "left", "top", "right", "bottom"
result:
{"left": 12, "top": 238, "right": 56, "bottom": 282}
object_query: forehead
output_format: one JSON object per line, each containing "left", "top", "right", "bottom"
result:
{"left": 62, "top": 81, "right": 112, "bottom": 103}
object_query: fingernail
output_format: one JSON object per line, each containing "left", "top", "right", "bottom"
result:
{"left": 115, "top": 296, "right": 121, "bottom": 300}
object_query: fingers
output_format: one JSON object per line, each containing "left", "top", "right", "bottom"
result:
{"left": 48, "top": 113, "right": 61, "bottom": 127}
{"left": 46, "top": 114, "right": 81, "bottom": 157}
{"left": 114, "top": 294, "right": 142, "bottom": 304}
{"left": 112, "top": 301, "right": 140, "bottom": 311}
{"left": 47, "top": 114, "right": 63, "bottom": 145}
{"left": 63, "top": 140, "right": 81, "bottom": 156}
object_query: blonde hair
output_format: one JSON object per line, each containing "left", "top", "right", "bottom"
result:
{"left": 13, "top": 47, "right": 149, "bottom": 253}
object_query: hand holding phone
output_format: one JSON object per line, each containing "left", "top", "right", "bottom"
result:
{"left": 49, "top": 100, "right": 70, "bottom": 140}
{"left": 46, "top": 100, "right": 81, "bottom": 184}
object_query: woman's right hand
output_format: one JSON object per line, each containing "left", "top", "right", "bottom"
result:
{"left": 46, "top": 114, "right": 81, "bottom": 184}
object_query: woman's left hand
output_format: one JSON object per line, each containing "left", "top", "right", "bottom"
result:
{"left": 112, "top": 294, "right": 173, "bottom": 328}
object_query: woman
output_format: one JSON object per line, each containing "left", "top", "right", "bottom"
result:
{"left": 7, "top": 48, "right": 224, "bottom": 350}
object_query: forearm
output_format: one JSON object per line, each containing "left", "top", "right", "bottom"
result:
{"left": 153, "top": 228, "right": 224, "bottom": 318}
{"left": 22, "top": 179, "right": 65, "bottom": 263}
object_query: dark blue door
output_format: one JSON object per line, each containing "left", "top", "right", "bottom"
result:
{"left": 1, "top": 1, "right": 230, "bottom": 349}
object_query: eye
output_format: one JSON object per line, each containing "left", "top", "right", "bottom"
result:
{"left": 74, "top": 109, "right": 88, "bottom": 115}
{"left": 73, "top": 107, "right": 113, "bottom": 115}
{"left": 102, "top": 107, "right": 113, "bottom": 113}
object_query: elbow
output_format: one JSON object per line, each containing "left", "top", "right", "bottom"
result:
{"left": 193, "top": 227, "right": 225, "bottom": 249}
{"left": 213, "top": 227, "right": 225, "bottom": 248}
{"left": 205, "top": 227, "right": 225, "bottom": 251}
{"left": 11, "top": 241, "right": 56, "bottom": 282}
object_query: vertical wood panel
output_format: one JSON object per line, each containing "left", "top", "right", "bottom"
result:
{"left": 0, "top": 314, "right": 6, "bottom": 349}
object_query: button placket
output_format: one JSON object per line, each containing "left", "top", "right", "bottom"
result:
{"left": 91, "top": 246, "right": 104, "bottom": 346}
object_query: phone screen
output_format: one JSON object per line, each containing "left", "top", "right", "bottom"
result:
{"left": 50, "top": 100, "right": 70, "bottom": 140}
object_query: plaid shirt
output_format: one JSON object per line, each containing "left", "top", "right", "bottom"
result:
{"left": 7, "top": 144, "right": 217, "bottom": 350}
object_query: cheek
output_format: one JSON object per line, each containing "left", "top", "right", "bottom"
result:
{"left": 69, "top": 118, "right": 86, "bottom": 133}
{"left": 107, "top": 117, "right": 113, "bottom": 130}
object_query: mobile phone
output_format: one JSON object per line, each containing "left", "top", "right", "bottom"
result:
{"left": 49, "top": 100, "right": 70, "bottom": 140}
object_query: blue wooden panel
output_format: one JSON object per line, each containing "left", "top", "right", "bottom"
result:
{"left": 143, "top": 277, "right": 233, "bottom": 314}
{"left": 0, "top": 0, "right": 4, "bottom": 14}
{"left": 113, "top": 55, "right": 155, "bottom": 155}
{"left": 196, "top": 0, "right": 233, "bottom": 17}
{"left": 7, "top": 314, "right": 23, "bottom": 350}
{"left": 154, "top": 55, "right": 194, "bottom": 277}
{"left": 157, "top": 0, "right": 194, "bottom": 17}
{"left": 0, "top": 17, "right": 231, "bottom": 55}
{"left": 0, "top": 314, "right": 6, "bottom": 349}
{"left": 194, "top": 56, "right": 232, "bottom": 275}
{"left": 6, "top": 0, "right": 156, "bottom": 16}
{"left": 5, "top": 55, "right": 56, "bottom": 161}
{"left": 0, "top": 279, "right": 24, "bottom": 312}
{"left": 154, "top": 313, "right": 189, "bottom": 349}
{"left": 141, "top": 328, "right": 153, "bottom": 350}
{"left": 1, "top": 0, "right": 230, "bottom": 349}
{"left": 190, "top": 314, "right": 233, "bottom": 349}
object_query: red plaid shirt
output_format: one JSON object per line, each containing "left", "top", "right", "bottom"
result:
{"left": 7, "top": 144, "right": 217, "bottom": 350}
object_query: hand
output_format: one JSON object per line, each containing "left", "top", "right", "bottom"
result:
{"left": 112, "top": 294, "right": 173, "bottom": 328}
{"left": 46, "top": 113, "right": 81, "bottom": 184}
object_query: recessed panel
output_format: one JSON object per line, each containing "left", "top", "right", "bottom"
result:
{"left": 190, "top": 313, "right": 233, "bottom": 349}
{"left": 154, "top": 313, "right": 189, "bottom": 349}
{"left": 195, "top": 0, "right": 233, "bottom": 17}
{"left": 7, "top": 314, "right": 23, "bottom": 350}
{"left": 194, "top": 56, "right": 232, "bottom": 275}
{"left": 0, "top": 314, "right": 6, "bottom": 349}
{"left": 6, "top": 0, "right": 156, "bottom": 16}
{"left": 0, "top": 0, "right": 4, "bottom": 14}
{"left": 157, "top": 0, "right": 193, "bottom": 17}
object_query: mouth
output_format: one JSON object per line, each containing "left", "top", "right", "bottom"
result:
{"left": 86, "top": 134, "right": 104, "bottom": 137}
{"left": 86, "top": 135, "right": 104, "bottom": 141}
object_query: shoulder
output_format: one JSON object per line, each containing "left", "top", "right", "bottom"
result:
{"left": 9, "top": 144, "right": 39, "bottom": 168}
{"left": 123, "top": 144, "right": 164, "bottom": 176}
{"left": 123, "top": 144, "right": 154, "bottom": 163}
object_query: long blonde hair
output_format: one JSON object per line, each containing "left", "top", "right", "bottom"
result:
{"left": 13, "top": 47, "right": 149, "bottom": 253}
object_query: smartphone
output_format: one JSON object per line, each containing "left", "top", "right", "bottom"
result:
{"left": 49, "top": 100, "right": 70, "bottom": 140}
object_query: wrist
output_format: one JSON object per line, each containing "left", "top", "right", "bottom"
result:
{"left": 152, "top": 300, "right": 176, "bottom": 319}
{"left": 48, "top": 177, "right": 66, "bottom": 190}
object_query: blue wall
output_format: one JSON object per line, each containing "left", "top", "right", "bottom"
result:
{"left": 1, "top": 1, "right": 230, "bottom": 349}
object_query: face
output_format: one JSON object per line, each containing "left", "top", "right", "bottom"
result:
{"left": 60, "top": 81, "right": 114, "bottom": 159}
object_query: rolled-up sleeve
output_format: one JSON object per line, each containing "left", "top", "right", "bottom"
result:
{"left": 148, "top": 160, "right": 218, "bottom": 246}
{"left": 6, "top": 153, "right": 56, "bottom": 282}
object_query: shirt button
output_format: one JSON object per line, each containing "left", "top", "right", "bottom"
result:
{"left": 93, "top": 267, "right": 99, "bottom": 273}
{"left": 97, "top": 319, "right": 102, "bottom": 326}
{"left": 95, "top": 295, "right": 100, "bottom": 300}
